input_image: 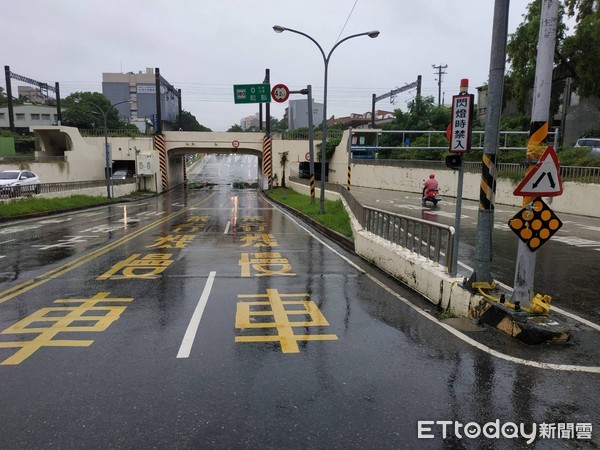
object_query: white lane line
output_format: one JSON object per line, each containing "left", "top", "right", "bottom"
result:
{"left": 177, "top": 271, "right": 217, "bottom": 359}
{"left": 224, "top": 221, "right": 231, "bottom": 234}
{"left": 265, "top": 196, "right": 600, "bottom": 373}
{"left": 0, "top": 239, "right": 16, "bottom": 245}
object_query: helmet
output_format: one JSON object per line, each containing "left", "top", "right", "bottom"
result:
{"left": 429, "top": 173, "right": 435, "bottom": 179}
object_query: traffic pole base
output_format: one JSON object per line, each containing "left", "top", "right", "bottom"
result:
{"left": 475, "top": 299, "right": 571, "bottom": 345}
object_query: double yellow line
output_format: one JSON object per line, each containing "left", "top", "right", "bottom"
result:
{"left": 0, "top": 195, "right": 213, "bottom": 305}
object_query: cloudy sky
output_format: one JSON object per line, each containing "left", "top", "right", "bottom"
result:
{"left": 3, "top": 0, "right": 541, "bottom": 131}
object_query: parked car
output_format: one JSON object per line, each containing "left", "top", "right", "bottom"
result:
{"left": 0, "top": 170, "right": 41, "bottom": 197}
{"left": 575, "top": 138, "right": 600, "bottom": 157}
{"left": 110, "top": 170, "right": 135, "bottom": 180}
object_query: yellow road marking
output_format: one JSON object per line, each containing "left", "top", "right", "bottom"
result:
{"left": 0, "top": 193, "right": 214, "bottom": 305}
{"left": 0, "top": 292, "right": 133, "bottom": 365}
{"left": 235, "top": 289, "right": 338, "bottom": 353}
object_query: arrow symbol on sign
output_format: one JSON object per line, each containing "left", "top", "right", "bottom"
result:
{"left": 532, "top": 172, "right": 556, "bottom": 189}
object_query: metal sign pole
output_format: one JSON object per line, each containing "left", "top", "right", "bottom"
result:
{"left": 451, "top": 159, "right": 464, "bottom": 276}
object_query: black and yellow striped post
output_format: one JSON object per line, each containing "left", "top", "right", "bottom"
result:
{"left": 480, "top": 153, "right": 497, "bottom": 211}
{"left": 310, "top": 174, "right": 315, "bottom": 201}
{"left": 154, "top": 133, "right": 168, "bottom": 192}
{"left": 182, "top": 155, "right": 187, "bottom": 184}
{"left": 470, "top": 0, "right": 510, "bottom": 286}
{"left": 347, "top": 164, "right": 351, "bottom": 191}
{"left": 262, "top": 133, "right": 272, "bottom": 189}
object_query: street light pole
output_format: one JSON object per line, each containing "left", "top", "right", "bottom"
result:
{"left": 77, "top": 98, "right": 132, "bottom": 198}
{"left": 273, "top": 26, "right": 380, "bottom": 214}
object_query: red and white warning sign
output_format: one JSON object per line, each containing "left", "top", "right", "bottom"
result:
{"left": 513, "top": 146, "right": 563, "bottom": 197}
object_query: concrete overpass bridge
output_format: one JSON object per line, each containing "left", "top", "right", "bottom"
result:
{"left": 27, "top": 127, "right": 283, "bottom": 193}
{"left": 160, "top": 131, "right": 269, "bottom": 190}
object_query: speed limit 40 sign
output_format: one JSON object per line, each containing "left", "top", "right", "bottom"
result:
{"left": 271, "top": 84, "right": 290, "bottom": 103}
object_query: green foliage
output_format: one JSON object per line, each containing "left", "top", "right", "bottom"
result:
{"left": 506, "top": 1, "right": 568, "bottom": 115}
{"left": 507, "top": 0, "right": 600, "bottom": 107}
{"left": 316, "top": 136, "right": 341, "bottom": 161}
{"left": 266, "top": 188, "right": 353, "bottom": 237}
{"left": 0, "top": 129, "right": 17, "bottom": 137}
{"left": 0, "top": 87, "right": 7, "bottom": 107}
{"left": 228, "top": 124, "right": 244, "bottom": 132}
{"left": 270, "top": 117, "right": 288, "bottom": 132}
{"left": 0, "top": 195, "right": 116, "bottom": 219}
{"left": 561, "top": 5, "right": 600, "bottom": 98}
{"left": 61, "top": 92, "right": 130, "bottom": 129}
{"left": 174, "top": 110, "right": 211, "bottom": 131}
{"left": 557, "top": 147, "right": 600, "bottom": 166}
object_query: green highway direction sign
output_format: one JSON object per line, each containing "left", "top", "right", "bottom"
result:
{"left": 233, "top": 83, "right": 271, "bottom": 104}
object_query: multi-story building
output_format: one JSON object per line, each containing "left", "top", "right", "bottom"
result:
{"left": 287, "top": 99, "right": 324, "bottom": 130}
{"left": 240, "top": 113, "right": 260, "bottom": 130}
{"left": 0, "top": 105, "right": 62, "bottom": 133}
{"left": 17, "top": 86, "right": 47, "bottom": 104}
{"left": 102, "top": 68, "right": 179, "bottom": 130}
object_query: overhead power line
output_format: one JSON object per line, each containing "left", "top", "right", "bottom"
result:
{"left": 432, "top": 64, "right": 448, "bottom": 106}
{"left": 336, "top": 0, "right": 360, "bottom": 43}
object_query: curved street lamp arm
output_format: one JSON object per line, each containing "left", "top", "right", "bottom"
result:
{"left": 326, "top": 31, "right": 376, "bottom": 62}
{"left": 276, "top": 26, "right": 327, "bottom": 63}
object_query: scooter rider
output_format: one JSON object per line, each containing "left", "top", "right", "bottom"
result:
{"left": 423, "top": 173, "right": 439, "bottom": 199}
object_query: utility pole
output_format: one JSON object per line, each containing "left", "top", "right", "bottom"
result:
{"left": 513, "top": 0, "right": 559, "bottom": 307}
{"left": 470, "top": 0, "right": 510, "bottom": 285}
{"left": 432, "top": 64, "right": 448, "bottom": 106}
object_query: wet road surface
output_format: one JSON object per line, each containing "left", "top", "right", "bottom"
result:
{"left": 0, "top": 155, "right": 598, "bottom": 448}
{"left": 349, "top": 185, "right": 600, "bottom": 325}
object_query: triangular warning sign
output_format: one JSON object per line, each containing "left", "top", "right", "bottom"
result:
{"left": 513, "top": 146, "right": 563, "bottom": 197}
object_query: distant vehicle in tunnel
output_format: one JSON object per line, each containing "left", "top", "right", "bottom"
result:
{"left": 110, "top": 170, "right": 135, "bottom": 180}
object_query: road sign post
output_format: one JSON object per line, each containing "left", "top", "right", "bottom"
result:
{"left": 448, "top": 79, "right": 474, "bottom": 276}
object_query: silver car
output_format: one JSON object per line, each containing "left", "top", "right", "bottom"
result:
{"left": 575, "top": 138, "right": 600, "bottom": 157}
{"left": 0, "top": 170, "right": 41, "bottom": 197}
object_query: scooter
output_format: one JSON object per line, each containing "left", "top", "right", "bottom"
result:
{"left": 422, "top": 188, "right": 441, "bottom": 206}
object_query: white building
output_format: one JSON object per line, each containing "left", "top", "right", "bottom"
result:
{"left": 0, "top": 105, "right": 61, "bottom": 131}
{"left": 240, "top": 113, "right": 260, "bottom": 130}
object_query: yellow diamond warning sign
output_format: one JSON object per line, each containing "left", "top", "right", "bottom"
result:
{"left": 508, "top": 197, "right": 562, "bottom": 251}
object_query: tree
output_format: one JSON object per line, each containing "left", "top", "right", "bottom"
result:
{"left": 279, "top": 151, "right": 288, "bottom": 188}
{"left": 227, "top": 124, "right": 244, "bottom": 132}
{"left": 505, "top": 1, "right": 567, "bottom": 115}
{"left": 506, "top": 0, "right": 600, "bottom": 113}
{"left": 562, "top": 0, "right": 600, "bottom": 98}
{"left": 173, "top": 110, "right": 211, "bottom": 131}
{"left": 270, "top": 117, "right": 288, "bottom": 132}
{"left": 61, "top": 92, "right": 130, "bottom": 129}
{"left": 0, "top": 87, "right": 7, "bottom": 107}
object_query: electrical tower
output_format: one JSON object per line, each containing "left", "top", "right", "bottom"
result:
{"left": 432, "top": 64, "right": 448, "bottom": 106}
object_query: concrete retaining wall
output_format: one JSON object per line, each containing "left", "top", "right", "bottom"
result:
{"left": 288, "top": 179, "right": 478, "bottom": 317}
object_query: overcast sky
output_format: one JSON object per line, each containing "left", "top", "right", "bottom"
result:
{"left": 3, "top": 0, "right": 541, "bottom": 131}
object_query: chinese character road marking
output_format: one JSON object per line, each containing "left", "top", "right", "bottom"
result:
{"left": 146, "top": 234, "right": 195, "bottom": 249}
{"left": 235, "top": 289, "right": 338, "bottom": 353}
{"left": 0, "top": 292, "right": 133, "bottom": 365}
{"left": 97, "top": 253, "right": 173, "bottom": 280}
{"left": 239, "top": 252, "right": 295, "bottom": 277}
{"left": 240, "top": 233, "right": 278, "bottom": 247}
